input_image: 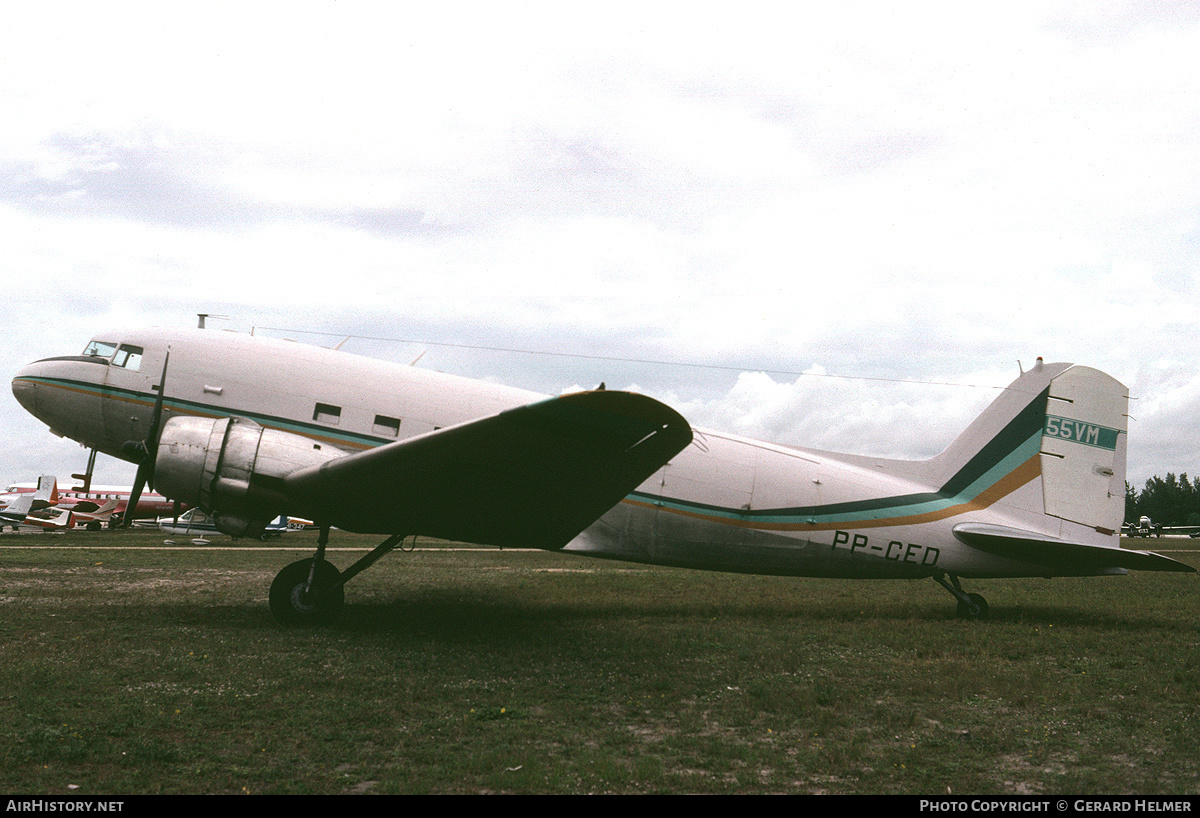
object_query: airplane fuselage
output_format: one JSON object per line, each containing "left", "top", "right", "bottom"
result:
{"left": 12, "top": 327, "right": 1149, "bottom": 594}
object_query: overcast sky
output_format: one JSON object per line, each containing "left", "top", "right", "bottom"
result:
{"left": 3, "top": 1, "right": 1199, "bottom": 495}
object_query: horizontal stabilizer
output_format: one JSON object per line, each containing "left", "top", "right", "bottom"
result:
{"left": 26, "top": 506, "right": 74, "bottom": 529}
{"left": 284, "top": 390, "right": 693, "bottom": 548}
{"left": 954, "top": 522, "right": 1194, "bottom": 573}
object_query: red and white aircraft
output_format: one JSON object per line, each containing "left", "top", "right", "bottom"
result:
{"left": 12, "top": 327, "right": 1193, "bottom": 624}
{"left": 2, "top": 479, "right": 183, "bottom": 529}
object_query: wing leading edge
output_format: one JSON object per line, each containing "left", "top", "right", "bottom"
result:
{"left": 953, "top": 522, "right": 1195, "bottom": 574}
{"left": 283, "top": 390, "right": 693, "bottom": 547}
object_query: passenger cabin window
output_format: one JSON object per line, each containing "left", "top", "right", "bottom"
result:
{"left": 313, "top": 403, "right": 341, "bottom": 425}
{"left": 373, "top": 414, "right": 401, "bottom": 437}
{"left": 111, "top": 344, "right": 144, "bottom": 371}
{"left": 83, "top": 340, "right": 118, "bottom": 359}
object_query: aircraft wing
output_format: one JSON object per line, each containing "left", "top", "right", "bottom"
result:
{"left": 25, "top": 506, "right": 74, "bottom": 530}
{"left": 283, "top": 390, "right": 693, "bottom": 548}
{"left": 71, "top": 498, "right": 120, "bottom": 522}
{"left": 953, "top": 523, "right": 1195, "bottom": 573}
{"left": 0, "top": 476, "right": 54, "bottom": 524}
{"left": 1159, "top": 525, "right": 1200, "bottom": 538}
{"left": 0, "top": 494, "right": 35, "bottom": 524}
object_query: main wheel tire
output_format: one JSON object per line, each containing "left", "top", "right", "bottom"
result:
{"left": 269, "top": 559, "right": 344, "bottom": 626}
{"left": 955, "top": 592, "right": 989, "bottom": 621}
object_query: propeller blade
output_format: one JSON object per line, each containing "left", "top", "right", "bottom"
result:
{"left": 123, "top": 466, "right": 149, "bottom": 529}
{"left": 144, "top": 349, "right": 171, "bottom": 467}
{"left": 123, "top": 350, "right": 170, "bottom": 528}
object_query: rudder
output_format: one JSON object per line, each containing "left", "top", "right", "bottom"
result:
{"left": 1039, "top": 365, "right": 1127, "bottom": 541}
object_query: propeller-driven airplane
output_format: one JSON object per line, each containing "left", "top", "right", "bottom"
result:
{"left": 1123, "top": 515, "right": 1200, "bottom": 539}
{"left": 0, "top": 493, "right": 38, "bottom": 529}
{"left": 158, "top": 508, "right": 290, "bottom": 540}
{"left": 3, "top": 479, "right": 181, "bottom": 529}
{"left": 1126, "top": 516, "right": 1163, "bottom": 538}
{"left": 11, "top": 327, "right": 1193, "bottom": 624}
{"left": 0, "top": 476, "right": 58, "bottom": 529}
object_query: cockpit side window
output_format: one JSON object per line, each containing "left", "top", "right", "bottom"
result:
{"left": 112, "top": 345, "right": 144, "bottom": 371}
{"left": 83, "top": 340, "right": 118, "bottom": 359}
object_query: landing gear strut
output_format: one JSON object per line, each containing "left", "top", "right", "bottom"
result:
{"left": 933, "top": 573, "right": 989, "bottom": 620}
{"left": 268, "top": 526, "right": 408, "bottom": 626}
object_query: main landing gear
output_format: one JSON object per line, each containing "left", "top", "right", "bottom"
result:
{"left": 268, "top": 527, "right": 407, "bottom": 626}
{"left": 933, "top": 573, "right": 989, "bottom": 621}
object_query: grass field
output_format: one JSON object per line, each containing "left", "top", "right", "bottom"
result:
{"left": 1, "top": 529, "right": 1198, "bottom": 795}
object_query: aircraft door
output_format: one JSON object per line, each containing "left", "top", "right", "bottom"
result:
{"left": 99, "top": 343, "right": 158, "bottom": 453}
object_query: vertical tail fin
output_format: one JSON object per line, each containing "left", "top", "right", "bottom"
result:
{"left": 927, "top": 361, "right": 1127, "bottom": 545}
{"left": 1039, "top": 365, "right": 1127, "bottom": 540}
{"left": 33, "top": 475, "right": 57, "bottom": 509}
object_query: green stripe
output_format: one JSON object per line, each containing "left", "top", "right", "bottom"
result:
{"left": 634, "top": 386, "right": 1053, "bottom": 527}
{"left": 635, "top": 427, "right": 1043, "bottom": 527}
{"left": 18, "top": 376, "right": 389, "bottom": 450}
{"left": 1043, "top": 415, "right": 1119, "bottom": 450}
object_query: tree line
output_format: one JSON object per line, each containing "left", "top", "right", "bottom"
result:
{"left": 1125, "top": 474, "right": 1200, "bottom": 526}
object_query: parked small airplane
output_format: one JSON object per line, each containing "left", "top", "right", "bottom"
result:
{"left": 2, "top": 480, "right": 125, "bottom": 530}
{"left": 158, "top": 508, "right": 288, "bottom": 540}
{"left": 0, "top": 476, "right": 59, "bottom": 529}
{"left": 21, "top": 505, "right": 78, "bottom": 531}
{"left": 0, "top": 493, "right": 37, "bottom": 528}
{"left": 12, "top": 327, "right": 1193, "bottom": 624}
{"left": 4, "top": 480, "right": 182, "bottom": 528}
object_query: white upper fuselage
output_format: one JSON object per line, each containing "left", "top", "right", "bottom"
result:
{"left": 12, "top": 327, "right": 543, "bottom": 458}
{"left": 12, "top": 327, "right": 1129, "bottom": 580}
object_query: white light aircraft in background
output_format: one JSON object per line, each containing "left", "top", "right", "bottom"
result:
{"left": 0, "top": 493, "right": 38, "bottom": 529}
{"left": 4, "top": 480, "right": 182, "bottom": 528}
{"left": 12, "top": 327, "right": 1193, "bottom": 624}
{"left": 158, "top": 508, "right": 289, "bottom": 540}
{"left": 0, "top": 475, "right": 57, "bottom": 529}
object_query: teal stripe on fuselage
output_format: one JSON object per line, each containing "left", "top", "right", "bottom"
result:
{"left": 631, "top": 428, "right": 1042, "bottom": 527}
{"left": 629, "top": 383, "right": 1052, "bottom": 528}
{"left": 20, "top": 376, "right": 390, "bottom": 452}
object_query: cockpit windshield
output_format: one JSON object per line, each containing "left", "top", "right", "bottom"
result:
{"left": 83, "top": 340, "right": 118, "bottom": 359}
{"left": 81, "top": 341, "right": 144, "bottom": 371}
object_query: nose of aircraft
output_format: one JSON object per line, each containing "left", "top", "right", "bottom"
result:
{"left": 12, "top": 355, "right": 106, "bottom": 435}
{"left": 14, "top": 350, "right": 123, "bottom": 453}
{"left": 11, "top": 359, "right": 45, "bottom": 418}
{"left": 13, "top": 354, "right": 116, "bottom": 455}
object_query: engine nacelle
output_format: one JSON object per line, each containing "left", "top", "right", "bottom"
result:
{"left": 154, "top": 415, "right": 341, "bottom": 537}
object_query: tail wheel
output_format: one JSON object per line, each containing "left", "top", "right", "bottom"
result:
{"left": 270, "top": 559, "right": 344, "bottom": 626}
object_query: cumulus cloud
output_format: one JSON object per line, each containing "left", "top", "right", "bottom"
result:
{"left": 3, "top": 2, "right": 1200, "bottom": 493}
